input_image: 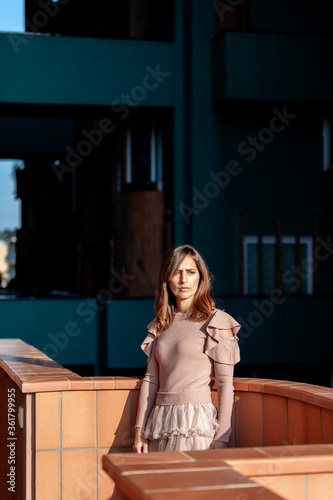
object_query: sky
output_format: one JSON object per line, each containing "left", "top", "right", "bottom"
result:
{"left": 0, "top": 1, "right": 24, "bottom": 232}
{"left": 0, "top": 161, "right": 21, "bottom": 231}
{"left": 0, "top": 0, "right": 24, "bottom": 33}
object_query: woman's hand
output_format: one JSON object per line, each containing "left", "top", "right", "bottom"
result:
{"left": 133, "top": 427, "right": 149, "bottom": 454}
{"left": 210, "top": 439, "right": 229, "bottom": 450}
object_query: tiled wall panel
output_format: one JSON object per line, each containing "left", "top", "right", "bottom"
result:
{"left": 263, "top": 394, "right": 287, "bottom": 446}
{"left": 234, "top": 391, "right": 262, "bottom": 447}
{"left": 36, "top": 392, "right": 60, "bottom": 450}
{"left": 306, "top": 404, "right": 322, "bottom": 444}
{"left": 288, "top": 399, "right": 306, "bottom": 445}
{"left": 97, "top": 390, "right": 132, "bottom": 449}
{"left": 35, "top": 388, "right": 135, "bottom": 499}
{"left": 321, "top": 408, "right": 333, "bottom": 443}
{"left": 36, "top": 451, "right": 59, "bottom": 500}
{"left": 62, "top": 449, "right": 96, "bottom": 500}
{"left": 62, "top": 391, "right": 96, "bottom": 448}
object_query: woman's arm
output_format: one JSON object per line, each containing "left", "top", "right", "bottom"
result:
{"left": 210, "top": 328, "right": 235, "bottom": 448}
{"left": 133, "top": 427, "right": 149, "bottom": 454}
{"left": 133, "top": 343, "right": 159, "bottom": 453}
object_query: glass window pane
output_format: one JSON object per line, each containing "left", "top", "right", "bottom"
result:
{"left": 247, "top": 243, "right": 258, "bottom": 294}
{"left": 282, "top": 244, "right": 295, "bottom": 293}
{"left": 130, "top": 123, "right": 151, "bottom": 184}
{"left": 262, "top": 243, "right": 275, "bottom": 293}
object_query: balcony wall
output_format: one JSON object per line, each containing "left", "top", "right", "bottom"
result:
{"left": 0, "top": 33, "right": 174, "bottom": 106}
{"left": 103, "top": 442, "right": 333, "bottom": 500}
{"left": 0, "top": 339, "right": 332, "bottom": 500}
{"left": 211, "top": 31, "right": 333, "bottom": 104}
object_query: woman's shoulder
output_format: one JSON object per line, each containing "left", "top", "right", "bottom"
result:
{"left": 204, "top": 308, "right": 241, "bottom": 364}
{"left": 140, "top": 318, "right": 158, "bottom": 359}
{"left": 147, "top": 318, "right": 158, "bottom": 334}
{"left": 208, "top": 307, "right": 240, "bottom": 327}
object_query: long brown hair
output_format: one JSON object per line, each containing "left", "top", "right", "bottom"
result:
{"left": 155, "top": 245, "right": 215, "bottom": 331}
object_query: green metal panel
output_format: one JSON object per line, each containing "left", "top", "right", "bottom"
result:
{"left": 0, "top": 298, "right": 97, "bottom": 365}
{"left": 221, "top": 296, "right": 333, "bottom": 365}
{"left": 106, "top": 299, "right": 155, "bottom": 369}
{"left": 0, "top": 34, "right": 174, "bottom": 106}
{"left": 211, "top": 32, "right": 333, "bottom": 104}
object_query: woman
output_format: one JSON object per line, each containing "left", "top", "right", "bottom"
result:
{"left": 134, "top": 244, "right": 240, "bottom": 453}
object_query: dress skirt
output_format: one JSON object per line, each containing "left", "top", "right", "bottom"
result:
{"left": 143, "top": 402, "right": 219, "bottom": 452}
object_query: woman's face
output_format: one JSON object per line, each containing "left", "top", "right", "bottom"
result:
{"left": 168, "top": 255, "right": 200, "bottom": 310}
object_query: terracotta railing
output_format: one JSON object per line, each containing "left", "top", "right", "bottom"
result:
{"left": 0, "top": 339, "right": 332, "bottom": 500}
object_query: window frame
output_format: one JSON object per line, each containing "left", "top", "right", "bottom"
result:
{"left": 243, "top": 235, "right": 313, "bottom": 295}
{"left": 124, "top": 121, "right": 163, "bottom": 190}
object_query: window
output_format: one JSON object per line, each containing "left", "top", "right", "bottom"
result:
{"left": 24, "top": 0, "right": 174, "bottom": 40}
{"left": 123, "top": 122, "right": 163, "bottom": 191}
{"left": 243, "top": 235, "right": 313, "bottom": 295}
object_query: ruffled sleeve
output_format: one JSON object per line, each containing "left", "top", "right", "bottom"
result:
{"left": 140, "top": 319, "right": 158, "bottom": 360}
{"left": 205, "top": 309, "right": 241, "bottom": 365}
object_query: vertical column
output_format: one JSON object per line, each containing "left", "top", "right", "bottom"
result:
{"left": 183, "top": 0, "right": 193, "bottom": 244}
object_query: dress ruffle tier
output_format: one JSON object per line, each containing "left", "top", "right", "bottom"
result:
{"left": 143, "top": 402, "right": 219, "bottom": 451}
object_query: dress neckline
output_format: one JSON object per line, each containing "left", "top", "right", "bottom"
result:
{"left": 174, "top": 311, "right": 190, "bottom": 319}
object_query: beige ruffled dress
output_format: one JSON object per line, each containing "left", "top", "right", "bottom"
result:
{"left": 135, "top": 308, "right": 241, "bottom": 452}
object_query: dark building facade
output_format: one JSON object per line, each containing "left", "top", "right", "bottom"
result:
{"left": 0, "top": 0, "right": 333, "bottom": 382}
